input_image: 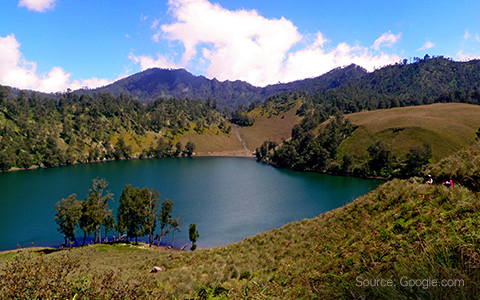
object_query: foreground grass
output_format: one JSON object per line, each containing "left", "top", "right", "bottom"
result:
{"left": 1, "top": 177, "right": 479, "bottom": 299}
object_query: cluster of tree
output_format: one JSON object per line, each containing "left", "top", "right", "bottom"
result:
{"left": 360, "top": 141, "right": 432, "bottom": 178}
{"left": 0, "top": 86, "right": 215, "bottom": 171}
{"left": 55, "top": 178, "right": 199, "bottom": 250}
{"left": 257, "top": 114, "right": 355, "bottom": 171}
{"left": 230, "top": 103, "right": 255, "bottom": 126}
{"left": 140, "top": 139, "right": 196, "bottom": 159}
{"left": 54, "top": 178, "right": 114, "bottom": 246}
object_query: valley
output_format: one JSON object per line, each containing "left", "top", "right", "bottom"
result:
{"left": 2, "top": 57, "right": 480, "bottom": 299}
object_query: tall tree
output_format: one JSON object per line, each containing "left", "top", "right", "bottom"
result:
{"left": 85, "top": 178, "right": 113, "bottom": 243}
{"left": 117, "top": 184, "right": 142, "bottom": 243}
{"left": 79, "top": 196, "right": 96, "bottom": 246}
{"left": 367, "top": 140, "right": 393, "bottom": 177}
{"left": 170, "top": 215, "right": 183, "bottom": 248}
{"left": 117, "top": 185, "right": 162, "bottom": 244}
{"left": 189, "top": 223, "right": 199, "bottom": 251}
{"left": 156, "top": 199, "right": 173, "bottom": 246}
{"left": 54, "top": 194, "right": 82, "bottom": 247}
{"left": 139, "top": 187, "right": 161, "bottom": 246}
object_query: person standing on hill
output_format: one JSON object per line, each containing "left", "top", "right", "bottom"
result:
{"left": 425, "top": 174, "right": 433, "bottom": 184}
{"left": 443, "top": 179, "right": 453, "bottom": 187}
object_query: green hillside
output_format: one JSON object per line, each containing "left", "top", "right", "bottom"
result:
{"left": 2, "top": 145, "right": 480, "bottom": 299}
{"left": 338, "top": 103, "right": 480, "bottom": 163}
{"left": 259, "top": 102, "right": 480, "bottom": 179}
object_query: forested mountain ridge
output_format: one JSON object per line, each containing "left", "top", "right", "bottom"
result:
{"left": 318, "top": 57, "right": 480, "bottom": 112}
{"left": 74, "top": 64, "right": 368, "bottom": 111}
{"left": 74, "top": 57, "right": 480, "bottom": 115}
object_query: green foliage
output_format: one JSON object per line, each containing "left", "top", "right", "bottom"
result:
{"left": 0, "top": 90, "right": 227, "bottom": 171}
{"left": 55, "top": 194, "right": 82, "bottom": 246}
{"left": 155, "top": 198, "right": 176, "bottom": 246}
{"left": 255, "top": 140, "right": 278, "bottom": 161}
{"left": 189, "top": 223, "right": 199, "bottom": 251}
{"left": 116, "top": 185, "right": 162, "bottom": 244}
{"left": 197, "top": 284, "right": 228, "bottom": 300}
{"left": 185, "top": 140, "right": 196, "bottom": 157}
{"left": 367, "top": 140, "right": 393, "bottom": 176}
{"left": 267, "top": 114, "right": 355, "bottom": 171}
{"left": 85, "top": 178, "right": 114, "bottom": 244}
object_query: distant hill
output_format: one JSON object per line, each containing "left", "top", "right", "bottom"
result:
{"left": 4, "top": 56, "right": 480, "bottom": 114}
{"left": 75, "top": 64, "right": 367, "bottom": 111}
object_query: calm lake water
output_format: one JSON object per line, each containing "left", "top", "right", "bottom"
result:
{"left": 0, "top": 157, "right": 383, "bottom": 251}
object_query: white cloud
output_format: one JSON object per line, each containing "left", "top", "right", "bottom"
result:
{"left": 151, "top": 19, "right": 160, "bottom": 29}
{"left": 136, "top": 0, "right": 401, "bottom": 86}
{"left": 372, "top": 31, "right": 402, "bottom": 50}
{"left": 417, "top": 41, "right": 435, "bottom": 51}
{"left": 456, "top": 50, "right": 480, "bottom": 61}
{"left": 0, "top": 34, "right": 110, "bottom": 92}
{"left": 464, "top": 29, "right": 480, "bottom": 42}
{"left": 128, "top": 52, "right": 181, "bottom": 70}
{"left": 18, "top": 0, "right": 57, "bottom": 12}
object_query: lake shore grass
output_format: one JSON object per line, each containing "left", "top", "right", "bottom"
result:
{"left": 2, "top": 176, "right": 479, "bottom": 299}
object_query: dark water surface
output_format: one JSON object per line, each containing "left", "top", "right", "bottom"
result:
{"left": 0, "top": 157, "right": 383, "bottom": 251}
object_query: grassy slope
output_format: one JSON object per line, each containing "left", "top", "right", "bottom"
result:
{"left": 177, "top": 128, "right": 248, "bottom": 156}
{"left": 337, "top": 103, "right": 480, "bottom": 162}
{"left": 237, "top": 102, "right": 304, "bottom": 151}
{"left": 174, "top": 103, "right": 303, "bottom": 156}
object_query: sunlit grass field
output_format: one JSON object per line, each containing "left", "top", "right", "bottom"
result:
{"left": 237, "top": 102, "right": 304, "bottom": 151}
{"left": 338, "top": 103, "right": 480, "bottom": 162}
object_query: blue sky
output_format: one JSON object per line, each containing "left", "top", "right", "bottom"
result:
{"left": 1, "top": 0, "right": 479, "bottom": 92}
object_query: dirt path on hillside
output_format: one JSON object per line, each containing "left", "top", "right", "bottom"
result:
{"left": 233, "top": 124, "right": 250, "bottom": 153}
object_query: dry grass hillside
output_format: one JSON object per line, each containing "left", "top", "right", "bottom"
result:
{"left": 173, "top": 103, "right": 303, "bottom": 156}
{"left": 237, "top": 102, "right": 304, "bottom": 151}
{"left": 176, "top": 129, "right": 249, "bottom": 156}
{"left": 337, "top": 103, "right": 480, "bottom": 162}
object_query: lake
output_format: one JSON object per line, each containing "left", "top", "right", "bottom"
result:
{"left": 0, "top": 157, "right": 383, "bottom": 251}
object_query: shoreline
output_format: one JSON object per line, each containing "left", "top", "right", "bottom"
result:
{"left": 0, "top": 151, "right": 256, "bottom": 173}
{"left": 0, "top": 241, "right": 185, "bottom": 255}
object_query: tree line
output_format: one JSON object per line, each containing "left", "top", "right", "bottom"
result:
{"left": 0, "top": 86, "right": 216, "bottom": 171}
{"left": 54, "top": 178, "right": 199, "bottom": 250}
